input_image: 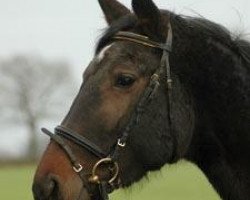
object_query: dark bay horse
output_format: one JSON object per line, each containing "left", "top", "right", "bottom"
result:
{"left": 32, "top": 0, "right": 250, "bottom": 199}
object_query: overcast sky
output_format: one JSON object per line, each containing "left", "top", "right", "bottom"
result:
{"left": 1, "top": 0, "right": 250, "bottom": 80}
{"left": 1, "top": 0, "right": 250, "bottom": 157}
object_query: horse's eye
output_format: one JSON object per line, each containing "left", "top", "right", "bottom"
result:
{"left": 115, "top": 74, "right": 135, "bottom": 88}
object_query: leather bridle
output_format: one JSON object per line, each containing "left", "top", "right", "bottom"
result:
{"left": 42, "top": 22, "right": 173, "bottom": 200}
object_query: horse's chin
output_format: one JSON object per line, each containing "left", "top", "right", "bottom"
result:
{"left": 76, "top": 188, "right": 92, "bottom": 200}
{"left": 75, "top": 186, "right": 104, "bottom": 200}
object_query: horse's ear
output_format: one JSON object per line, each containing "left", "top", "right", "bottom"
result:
{"left": 98, "top": 0, "right": 131, "bottom": 25}
{"left": 132, "top": 0, "right": 167, "bottom": 39}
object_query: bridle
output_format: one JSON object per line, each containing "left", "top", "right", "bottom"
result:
{"left": 42, "top": 22, "right": 173, "bottom": 199}
{"left": 42, "top": 22, "right": 173, "bottom": 200}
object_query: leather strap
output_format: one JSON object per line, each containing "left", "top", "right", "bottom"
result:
{"left": 41, "top": 128, "right": 80, "bottom": 167}
{"left": 55, "top": 126, "right": 108, "bottom": 158}
{"left": 114, "top": 31, "right": 172, "bottom": 51}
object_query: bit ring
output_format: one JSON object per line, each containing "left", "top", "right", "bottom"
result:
{"left": 89, "top": 158, "right": 119, "bottom": 184}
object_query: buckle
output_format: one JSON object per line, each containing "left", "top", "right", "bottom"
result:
{"left": 73, "top": 163, "right": 83, "bottom": 173}
{"left": 117, "top": 139, "right": 126, "bottom": 147}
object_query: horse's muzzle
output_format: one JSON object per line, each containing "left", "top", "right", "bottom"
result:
{"left": 32, "top": 174, "right": 92, "bottom": 200}
{"left": 32, "top": 174, "right": 59, "bottom": 200}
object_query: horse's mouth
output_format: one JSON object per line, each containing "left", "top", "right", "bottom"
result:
{"left": 76, "top": 184, "right": 106, "bottom": 200}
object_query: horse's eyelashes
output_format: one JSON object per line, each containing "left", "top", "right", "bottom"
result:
{"left": 115, "top": 74, "right": 136, "bottom": 88}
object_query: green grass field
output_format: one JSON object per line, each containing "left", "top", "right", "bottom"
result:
{"left": 0, "top": 161, "right": 221, "bottom": 200}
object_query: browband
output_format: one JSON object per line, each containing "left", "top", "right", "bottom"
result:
{"left": 113, "top": 31, "right": 172, "bottom": 52}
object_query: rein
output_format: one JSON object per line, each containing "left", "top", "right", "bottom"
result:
{"left": 42, "top": 22, "right": 173, "bottom": 200}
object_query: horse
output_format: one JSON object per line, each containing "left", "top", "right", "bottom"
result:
{"left": 32, "top": 0, "right": 250, "bottom": 199}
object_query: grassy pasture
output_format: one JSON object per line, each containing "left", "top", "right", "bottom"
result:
{"left": 0, "top": 161, "right": 221, "bottom": 200}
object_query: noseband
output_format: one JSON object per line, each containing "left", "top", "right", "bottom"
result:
{"left": 42, "top": 22, "right": 173, "bottom": 200}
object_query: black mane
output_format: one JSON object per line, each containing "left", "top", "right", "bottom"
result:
{"left": 186, "top": 16, "right": 250, "bottom": 64}
{"left": 96, "top": 14, "right": 137, "bottom": 53}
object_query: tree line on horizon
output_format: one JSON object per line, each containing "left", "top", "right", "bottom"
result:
{"left": 0, "top": 54, "right": 76, "bottom": 162}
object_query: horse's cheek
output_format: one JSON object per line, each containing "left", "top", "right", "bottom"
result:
{"left": 97, "top": 78, "right": 148, "bottom": 131}
{"left": 98, "top": 87, "right": 132, "bottom": 131}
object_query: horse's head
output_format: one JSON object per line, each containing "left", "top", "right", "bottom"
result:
{"left": 33, "top": 0, "right": 194, "bottom": 199}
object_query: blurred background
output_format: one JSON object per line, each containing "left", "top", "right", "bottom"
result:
{"left": 0, "top": 0, "right": 249, "bottom": 199}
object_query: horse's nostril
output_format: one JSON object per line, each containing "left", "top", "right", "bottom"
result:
{"left": 47, "top": 178, "right": 56, "bottom": 195}
{"left": 32, "top": 175, "right": 59, "bottom": 200}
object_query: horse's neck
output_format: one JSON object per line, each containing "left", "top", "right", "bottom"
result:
{"left": 186, "top": 121, "right": 250, "bottom": 200}
{"left": 181, "top": 34, "right": 250, "bottom": 199}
